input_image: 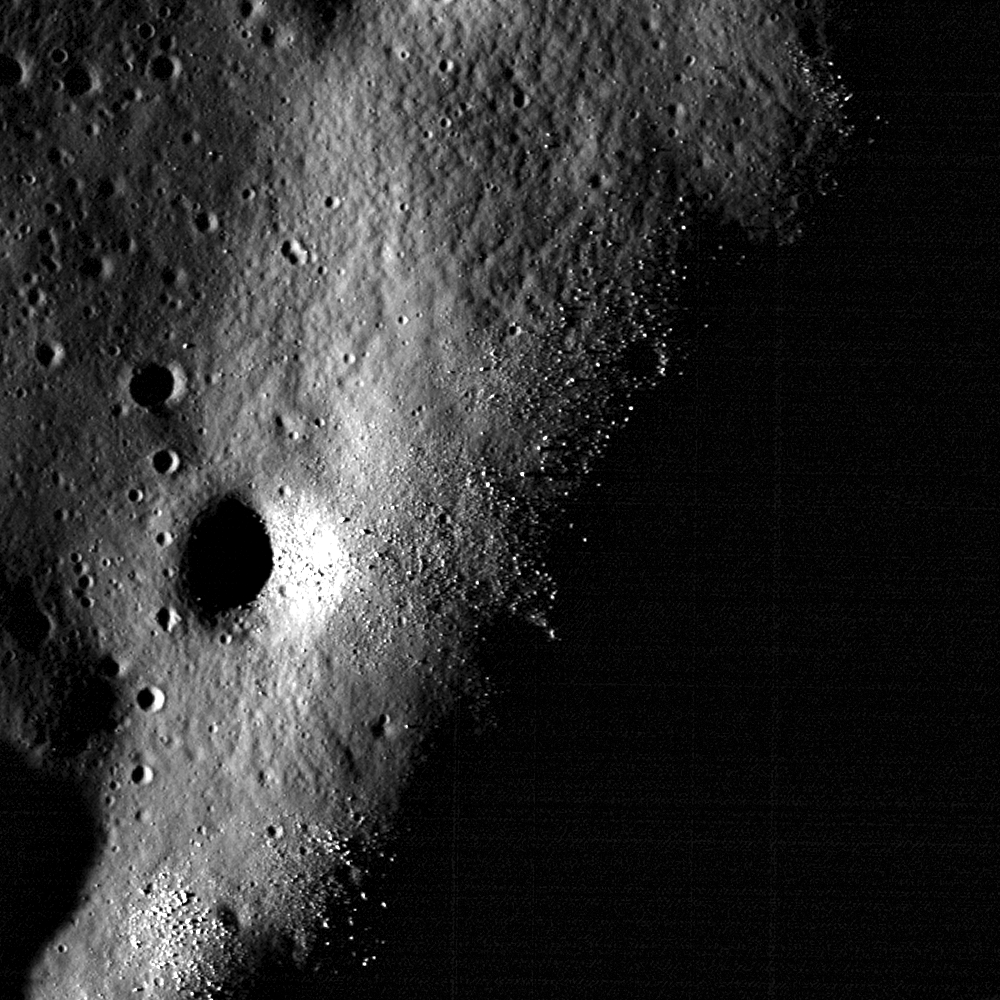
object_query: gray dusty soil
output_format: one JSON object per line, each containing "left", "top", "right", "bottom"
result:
{"left": 0, "top": 0, "right": 845, "bottom": 995}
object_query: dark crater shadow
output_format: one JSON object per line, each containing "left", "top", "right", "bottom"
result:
{"left": 0, "top": 571, "right": 126, "bottom": 759}
{"left": 179, "top": 494, "right": 274, "bottom": 625}
{"left": 34, "top": 651, "right": 126, "bottom": 761}
{"left": 0, "top": 741, "right": 103, "bottom": 999}
{"left": 0, "top": 577, "right": 52, "bottom": 652}
{"left": 128, "top": 362, "right": 176, "bottom": 410}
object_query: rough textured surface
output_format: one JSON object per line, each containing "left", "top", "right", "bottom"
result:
{"left": 0, "top": 0, "right": 845, "bottom": 995}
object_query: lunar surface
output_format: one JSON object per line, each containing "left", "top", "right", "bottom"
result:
{"left": 0, "top": 0, "right": 846, "bottom": 996}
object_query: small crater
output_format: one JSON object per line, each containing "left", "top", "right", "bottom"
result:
{"left": 136, "top": 686, "right": 165, "bottom": 712}
{"left": 280, "top": 238, "right": 305, "bottom": 265}
{"left": 130, "top": 764, "right": 153, "bottom": 785}
{"left": 180, "top": 495, "right": 274, "bottom": 621}
{"left": 149, "top": 54, "right": 178, "bottom": 81}
{"left": 79, "top": 255, "right": 113, "bottom": 280}
{"left": 0, "top": 54, "right": 24, "bottom": 87}
{"left": 63, "top": 63, "right": 96, "bottom": 98}
{"left": 96, "top": 655, "right": 122, "bottom": 678}
{"left": 155, "top": 606, "right": 180, "bottom": 632}
{"left": 160, "top": 265, "right": 185, "bottom": 287}
{"left": 0, "top": 581, "right": 53, "bottom": 651}
{"left": 129, "top": 363, "right": 175, "bottom": 407}
{"left": 151, "top": 448, "right": 180, "bottom": 474}
{"left": 194, "top": 210, "right": 218, "bottom": 233}
{"left": 34, "top": 341, "right": 65, "bottom": 369}
{"left": 215, "top": 904, "right": 240, "bottom": 931}
{"left": 48, "top": 667, "right": 122, "bottom": 753}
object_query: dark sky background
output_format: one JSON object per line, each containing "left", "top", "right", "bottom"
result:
{"left": 369, "top": 4, "right": 998, "bottom": 998}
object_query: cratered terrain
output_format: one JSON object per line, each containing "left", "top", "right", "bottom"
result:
{"left": 0, "top": 0, "right": 845, "bottom": 997}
